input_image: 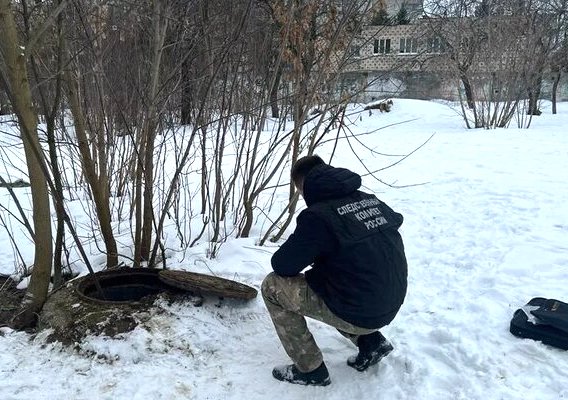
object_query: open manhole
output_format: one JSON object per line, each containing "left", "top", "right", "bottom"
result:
{"left": 76, "top": 268, "right": 257, "bottom": 304}
{"left": 76, "top": 268, "right": 177, "bottom": 304}
{"left": 42, "top": 268, "right": 257, "bottom": 344}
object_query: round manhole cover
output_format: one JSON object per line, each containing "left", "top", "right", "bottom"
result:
{"left": 159, "top": 270, "right": 257, "bottom": 300}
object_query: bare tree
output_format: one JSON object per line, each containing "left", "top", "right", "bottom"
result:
{"left": 424, "top": 0, "right": 567, "bottom": 128}
{"left": 424, "top": 1, "right": 489, "bottom": 126}
{"left": 136, "top": 0, "right": 170, "bottom": 264}
{"left": 21, "top": 0, "right": 69, "bottom": 286}
{"left": 0, "top": 0, "right": 53, "bottom": 328}
{"left": 61, "top": 23, "right": 119, "bottom": 268}
{"left": 269, "top": 0, "right": 373, "bottom": 241}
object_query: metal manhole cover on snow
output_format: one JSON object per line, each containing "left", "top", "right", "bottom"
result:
{"left": 158, "top": 270, "right": 258, "bottom": 300}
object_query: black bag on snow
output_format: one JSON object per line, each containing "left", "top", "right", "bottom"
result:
{"left": 510, "top": 297, "right": 568, "bottom": 350}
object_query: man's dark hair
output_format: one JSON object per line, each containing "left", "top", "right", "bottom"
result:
{"left": 291, "top": 155, "right": 326, "bottom": 186}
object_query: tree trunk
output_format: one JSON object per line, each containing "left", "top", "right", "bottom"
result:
{"left": 46, "top": 116, "right": 66, "bottom": 287}
{"left": 527, "top": 73, "right": 543, "bottom": 116}
{"left": 132, "top": 134, "right": 145, "bottom": 268}
{"left": 459, "top": 73, "right": 484, "bottom": 128}
{"left": 0, "top": 0, "right": 53, "bottom": 328}
{"left": 460, "top": 73, "right": 475, "bottom": 110}
{"left": 0, "top": 86, "right": 10, "bottom": 115}
{"left": 140, "top": 2, "right": 168, "bottom": 263}
{"left": 551, "top": 70, "right": 560, "bottom": 115}
{"left": 28, "top": 6, "right": 67, "bottom": 287}
{"left": 240, "top": 201, "right": 254, "bottom": 238}
{"left": 180, "top": 56, "right": 192, "bottom": 125}
{"left": 270, "top": 66, "right": 282, "bottom": 118}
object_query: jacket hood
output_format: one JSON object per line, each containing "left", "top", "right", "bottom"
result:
{"left": 303, "top": 164, "right": 362, "bottom": 206}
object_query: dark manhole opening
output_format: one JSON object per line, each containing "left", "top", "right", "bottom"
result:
{"left": 76, "top": 268, "right": 178, "bottom": 304}
{"left": 76, "top": 267, "right": 258, "bottom": 305}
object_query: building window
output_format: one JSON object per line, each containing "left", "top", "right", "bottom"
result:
{"left": 399, "top": 38, "right": 418, "bottom": 54}
{"left": 426, "top": 37, "right": 446, "bottom": 53}
{"left": 373, "top": 39, "right": 391, "bottom": 55}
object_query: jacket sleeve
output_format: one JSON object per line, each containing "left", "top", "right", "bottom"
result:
{"left": 271, "top": 210, "right": 334, "bottom": 276}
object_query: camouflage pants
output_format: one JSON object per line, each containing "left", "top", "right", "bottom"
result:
{"left": 261, "top": 272, "right": 376, "bottom": 372}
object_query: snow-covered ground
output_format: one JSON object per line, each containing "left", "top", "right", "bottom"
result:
{"left": 1, "top": 100, "right": 568, "bottom": 399}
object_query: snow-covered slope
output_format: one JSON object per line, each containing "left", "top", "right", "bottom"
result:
{"left": 1, "top": 100, "right": 567, "bottom": 399}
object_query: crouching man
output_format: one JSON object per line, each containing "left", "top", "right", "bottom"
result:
{"left": 262, "top": 155, "right": 408, "bottom": 386}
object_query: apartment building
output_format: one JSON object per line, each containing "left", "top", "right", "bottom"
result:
{"left": 341, "top": 20, "right": 458, "bottom": 101}
{"left": 340, "top": 1, "right": 567, "bottom": 102}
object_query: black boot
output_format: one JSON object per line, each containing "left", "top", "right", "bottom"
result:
{"left": 347, "top": 331, "right": 393, "bottom": 372}
{"left": 272, "top": 362, "right": 331, "bottom": 386}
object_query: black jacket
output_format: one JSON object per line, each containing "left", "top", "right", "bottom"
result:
{"left": 271, "top": 164, "right": 407, "bottom": 329}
